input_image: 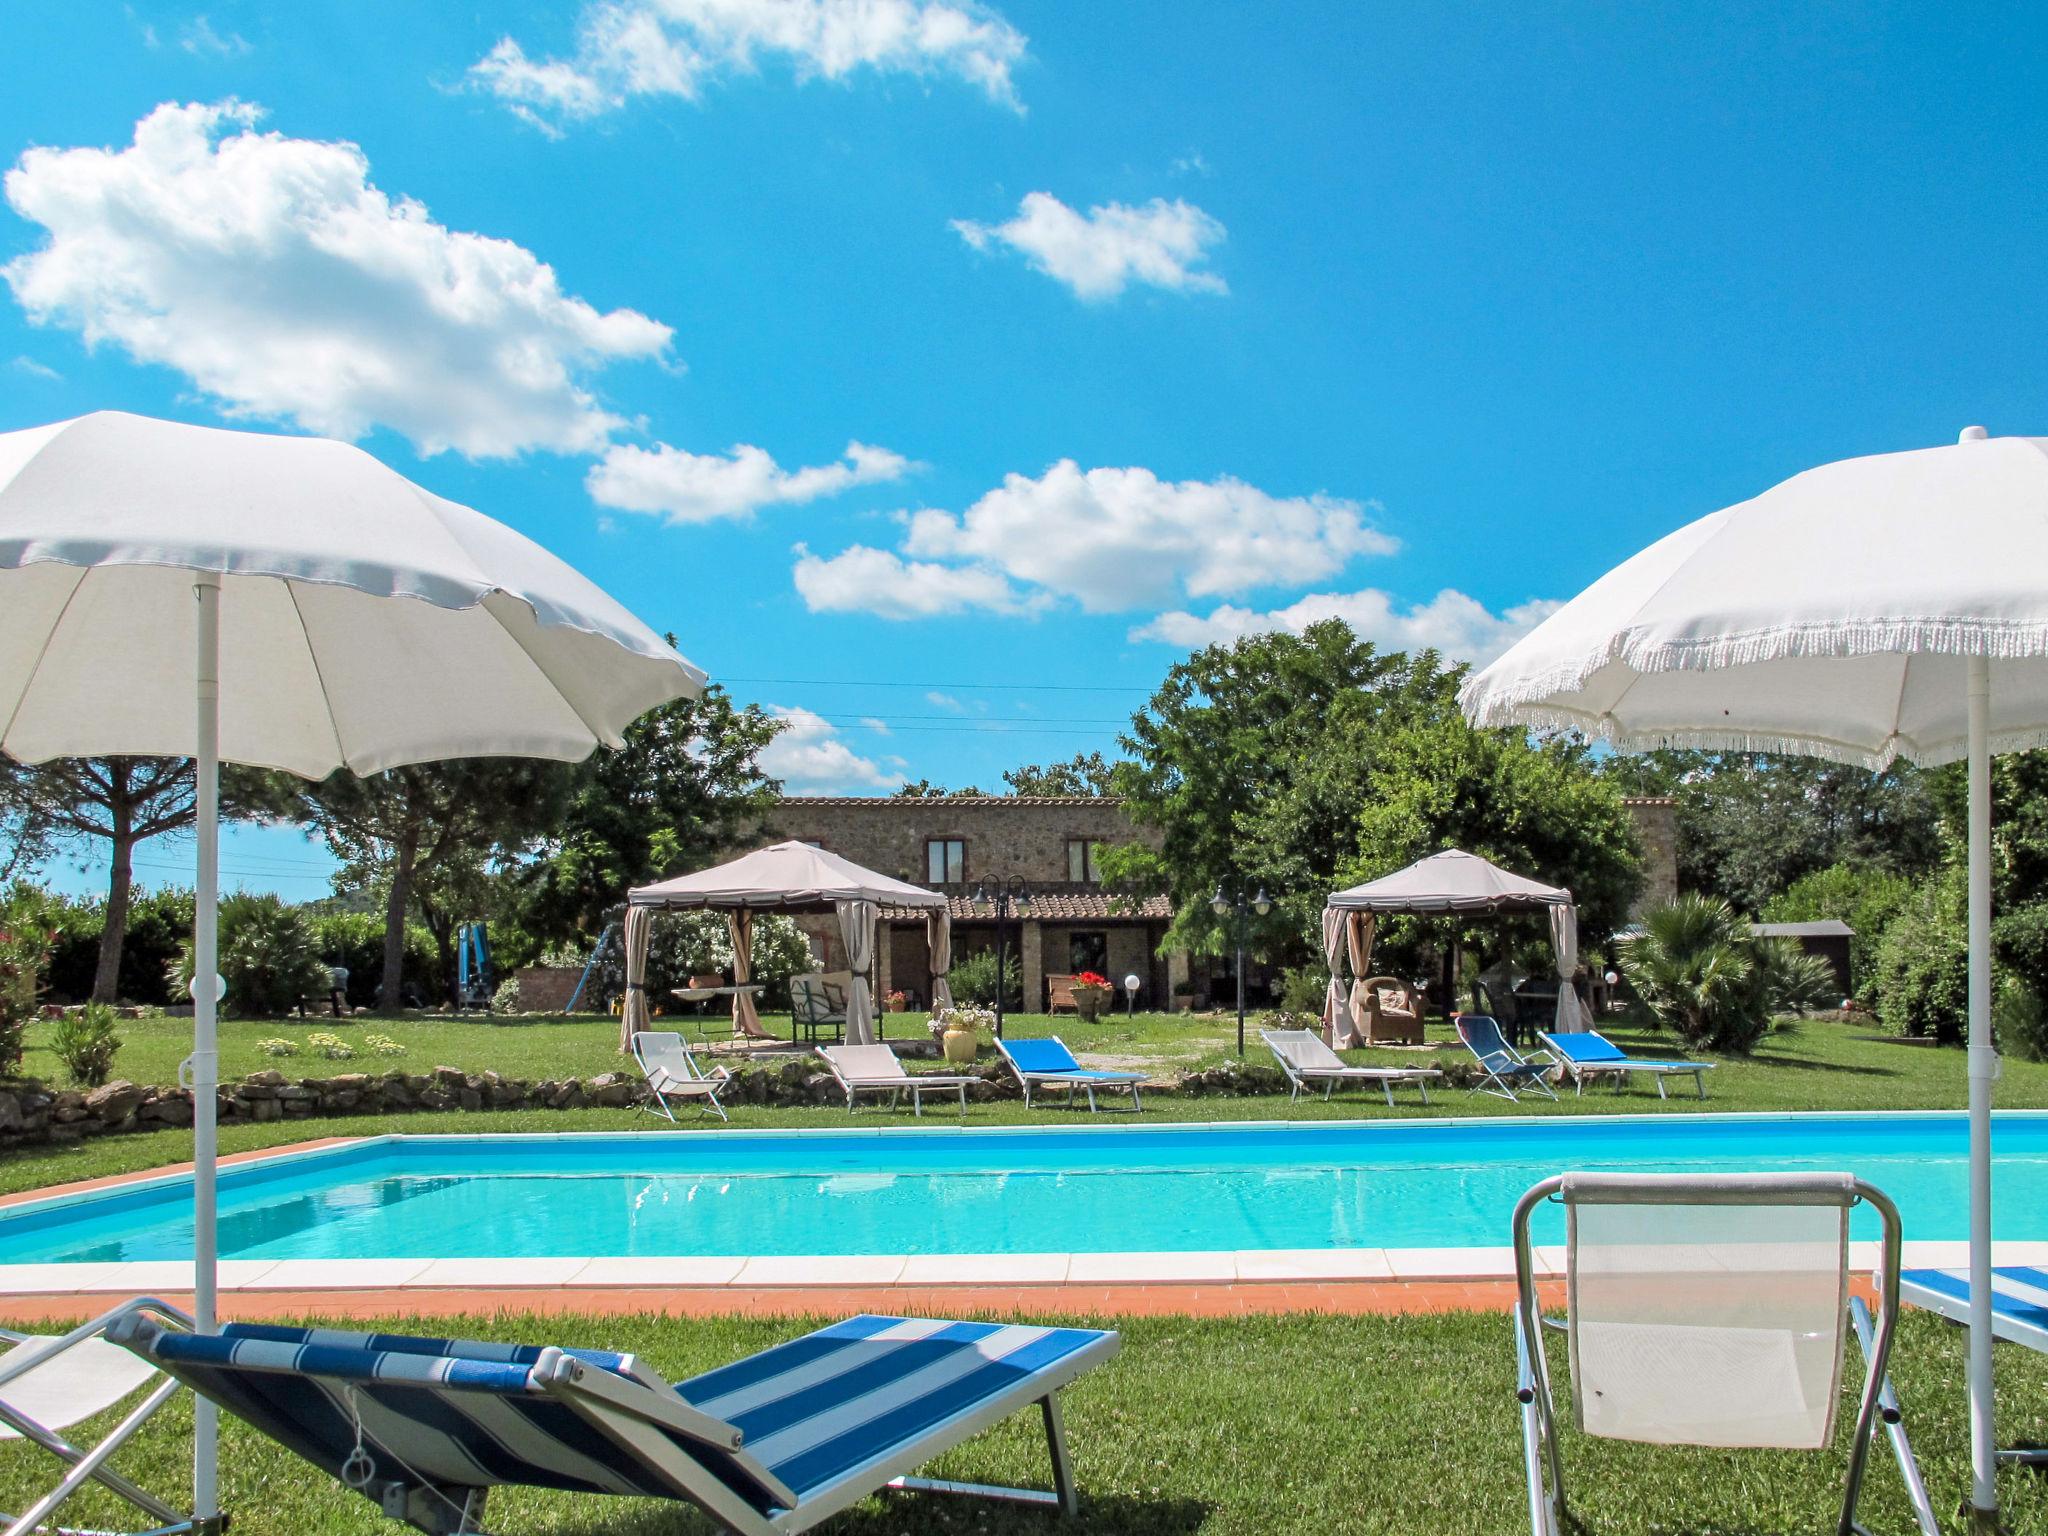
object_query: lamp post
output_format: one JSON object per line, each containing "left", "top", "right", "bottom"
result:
{"left": 972, "top": 877, "right": 1030, "bottom": 1038}
{"left": 1210, "top": 885, "right": 1272, "bottom": 1057}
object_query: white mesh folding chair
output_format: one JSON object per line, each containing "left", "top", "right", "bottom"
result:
{"left": 630, "top": 1031, "right": 733, "bottom": 1122}
{"left": 0, "top": 1298, "right": 203, "bottom": 1536}
{"left": 1511, "top": 1173, "right": 1937, "bottom": 1536}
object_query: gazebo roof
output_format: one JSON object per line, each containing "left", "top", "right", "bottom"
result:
{"left": 628, "top": 840, "right": 948, "bottom": 912}
{"left": 1327, "top": 849, "right": 1571, "bottom": 914}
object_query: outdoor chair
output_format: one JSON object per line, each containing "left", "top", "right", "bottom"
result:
{"left": 630, "top": 1030, "right": 733, "bottom": 1122}
{"left": 107, "top": 1303, "right": 1119, "bottom": 1536}
{"left": 0, "top": 1298, "right": 201, "bottom": 1536}
{"left": 1512, "top": 1172, "right": 1937, "bottom": 1536}
{"left": 1454, "top": 1015, "right": 1559, "bottom": 1101}
{"left": 816, "top": 1044, "right": 980, "bottom": 1117}
{"left": 1258, "top": 1028, "right": 1442, "bottom": 1107}
{"left": 1537, "top": 1029, "right": 1716, "bottom": 1100}
{"left": 1472, "top": 980, "right": 1530, "bottom": 1046}
{"left": 790, "top": 971, "right": 851, "bottom": 1044}
{"left": 995, "top": 1036, "right": 1146, "bottom": 1112}
{"left": 1895, "top": 1265, "right": 2048, "bottom": 1467}
{"left": 1359, "top": 976, "right": 1424, "bottom": 1045}
{"left": 1045, "top": 974, "right": 1080, "bottom": 1013}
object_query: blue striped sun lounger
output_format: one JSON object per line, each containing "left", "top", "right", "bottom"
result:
{"left": 995, "top": 1036, "right": 1146, "bottom": 1112}
{"left": 1536, "top": 1030, "right": 1715, "bottom": 1100}
{"left": 106, "top": 1304, "right": 1119, "bottom": 1535}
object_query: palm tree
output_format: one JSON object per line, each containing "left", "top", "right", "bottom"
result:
{"left": 1621, "top": 894, "right": 1765, "bottom": 1052}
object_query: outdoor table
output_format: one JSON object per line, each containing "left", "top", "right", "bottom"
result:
{"left": 1510, "top": 991, "right": 1556, "bottom": 1047}
{"left": 669, "top": 984, "right": 765, "bottom": 1043}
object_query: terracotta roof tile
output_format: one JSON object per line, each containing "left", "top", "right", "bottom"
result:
{"left": 881, "top": 886, "right": 1173, "bottom": 922}
{"left": 777, "top": 795, "right": 1123, "bottom": 808}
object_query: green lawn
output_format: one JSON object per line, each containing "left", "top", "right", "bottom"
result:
{"left": 4, "top": 1017, "right": 2046, "bottom": 1199}
{"left": 4, "top": 1307, "right": 2046, "bottom": 1534}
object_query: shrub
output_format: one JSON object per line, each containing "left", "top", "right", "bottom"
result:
{"left": 587, "top": 911, "right": 815, "bottom": 1010}
{"left": 491, "top": 975, "right": 522, "bottom": 1013}
{"left": 1276, "top": 964, "right": 1330, "bottom": 1017}
{"left": 363, "top": 1032, "right": 406, "bottom": 1057}
{"left": 305, "top": 911, "right": 438, "bottom": 1009}
{"left": 1620, "top": 894, "right": 1824, "bottom": 1054}
{"left": 947, "top": 949, "right": 1022, "bottom": 1010}
{"left": 306, "top": 1032, "right": 354, "bottom": 1059}
{"left": 256, "top": 1037, "right": 298, "bottom": 1057}
{"left": 50, "top": 1002, "right": 122, "bottom": 1086}
{"left": 1996, "top": 978, "right": 2048, "bottom": 1063}
{"left": 43, "top": 888, "right": 196, "bottom": 1006}
{"left": 1872, "top": 875, "right": 1968, "bottom": 1044}
{"left": 0, "top": 885, "right": 58, "bottom": 1077}
{"left": 172, "top": 893, "right": 330, "bottom": 1018}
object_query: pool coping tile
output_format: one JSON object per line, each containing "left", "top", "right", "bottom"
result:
{"left": 899, "top": 1253, "right": 1073, "bottom": 1284}
{"left": 567, "top": 1257, "right": 748, "bottom": 1287}
{"left": 410, "top": 1257, "right": 589, "bottom": 1288}
{"left": 1066, "top": 1250, "right": 1238, "bottom": 1283}
{"left": 733, "top": 1255, "right": 907, "bottom": 1287}
{"left": 1232, "top": 1248, "right": 1394, "bottom": 1281}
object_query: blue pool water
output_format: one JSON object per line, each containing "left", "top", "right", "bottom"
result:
{"left": 5, "top": 1113, "right": 2045, "bottom": 1264}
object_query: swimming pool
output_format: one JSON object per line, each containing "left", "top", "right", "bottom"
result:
{"left": 5, "top": 1112, "right": 2046, "bottom": 1269}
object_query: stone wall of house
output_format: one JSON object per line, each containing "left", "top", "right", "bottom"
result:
{"left": 1624, "top": 797, "right": 1679, "bottom": 917}
{"left": 759, "top": 797, "right": 1162, "bottom": 887}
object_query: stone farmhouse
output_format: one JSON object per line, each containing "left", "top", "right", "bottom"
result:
{"left": 759, "top": 795, "right": 1677, "bottom": 1013}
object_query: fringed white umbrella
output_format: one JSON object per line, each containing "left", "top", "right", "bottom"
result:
{"left": 0, "top": 410, "right": 705, "bottom": 1517}
{"left": 1461, "top": 425, "right": 2048, "bottom": 1532}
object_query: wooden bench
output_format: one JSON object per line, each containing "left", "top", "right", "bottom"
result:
{"left": 1046, "top": 973, "right": 1080, "bottom": 1013}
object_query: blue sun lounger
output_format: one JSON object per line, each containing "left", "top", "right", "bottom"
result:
{"left": 1536, "top": 1029, "right": 1716, "bottom": 1099}
{"left": 1455, "top": 1015, "right": 1558, "bottom": 1102}
{"left": 106, "top": 1305, "right": 1118, "bottom": 1536}
{"left": 1898, "top": 1265, "right": 2048, "bottom": 1466}
{"left": 995, "top": 1036, "right": 1146, "bottom": 1112}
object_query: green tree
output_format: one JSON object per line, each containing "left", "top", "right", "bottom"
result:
{"left": 297, "top": 760, "right": 574, "bottom": 1010}
{"left": 1107, "top": 620, "right": 1641, "bottom": 974}
{"left": 1620, "top": 893, "right": 1835, "bottom": 1053}
{"left": 0, "top": 757, "right": 291, "bottom": 1002}
{"left": 892, "top": 778, "right": 987, "bottom": 798}
{"left": 1001, "top": 752, "right": 1121, "bottom": 796}
{"left": 1927, "top": 748, "right": 2048, "bottom": 1000}
{"left": 521, "top": 686, "right": 782, "bottom": 948}
{"left": 1761, "top": 861, "right": 1913, "bottom": 996}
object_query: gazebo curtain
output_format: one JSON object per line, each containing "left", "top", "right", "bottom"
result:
{"left": 1342, "top": 912, "right": 1376, "bottom": 1048}
{"left": 1549, "top": 903, "right": 1588, "bottom": 1034}
{"left": 838, "top": 898, "right": 879, "bottom": 1045}
{"left": 927, "top": 910, "right": 954, "bottom": 1014}
{"left": 619, "top": 903, "right": 654, "bottom": 1051}
{"left": 728, "top": 909, "right": 768, "bottom": 1036}
{"left": 1320, "top": 906, "right": 1348, "bottom": 1047}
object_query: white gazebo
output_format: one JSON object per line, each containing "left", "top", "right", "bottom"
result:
{"left": 1323, "top": 849, "right": 1586, "bottom": 1045}
{"left": 623, "top": 840, "right": 951, "bottom": 1047}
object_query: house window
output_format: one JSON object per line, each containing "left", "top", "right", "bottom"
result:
{"left": 1066, "top": 838, "right": 1102, "bottom": 883}
{"left": 1069, "top": 931, "right": 1108, "bottom": 975}
{"left": 925, "top": 838, "right": 966, "bottom": 884}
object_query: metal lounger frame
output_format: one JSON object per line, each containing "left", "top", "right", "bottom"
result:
{"left": 0, "top": 1297, "right": 209, "bottom": 1536}
{"left": 1457, "top": 1018, "right": 1559, "bottom": 1102}
{"left": 631, "top": 1032, "right": 731, "bottom": 1123}
{"left": 1537, "top": 1033, "right": 1711, "bottom": 1101}
{"left": 1510, "top": 1176, "right": 1938, "bottom": 1536}
{"left": 816, "top": 1049, "right": 975, "bottom": 1118}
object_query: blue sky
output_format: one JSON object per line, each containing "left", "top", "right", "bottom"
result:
{"left": 4, "top": 2, "right": 2046, "bottom": 900}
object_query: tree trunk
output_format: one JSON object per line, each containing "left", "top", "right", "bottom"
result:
{"left": 379, "top": 836, "right": 417, "bottom": 1012}
{"left": 92, "top": 786, "right": 135, "bottom": 1005}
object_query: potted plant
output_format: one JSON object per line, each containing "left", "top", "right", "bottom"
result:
{"left": 886, "top": 989, "right": 908, "bottom": 1013}
{"left": 929, "top": 1004, "right": 994, "bottom": 1065}
{"left": 1071, "top": 971, "right": 1113, "bottom": 1022}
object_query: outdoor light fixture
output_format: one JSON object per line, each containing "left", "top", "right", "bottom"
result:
{"left": 978, "top": 877, "right": 1030, "bottom": 1036}
{"left": 1123, "top": 973, "right": 1141, "bottom": 1019}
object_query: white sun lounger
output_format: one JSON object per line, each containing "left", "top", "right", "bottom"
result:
{"left": 109, "top": 1303, "right": 1118, "bottom": 1536}
{"left": 0, "top": 1298, "right": 201, "bottom": 1536}
{"left": 1259, "top": 1028, "right": 1442, "bottom": 1106}
{"left": 631, "top": 1030, "right": 734, "bottom": 1122}
{"left": 816, "top": 1044, "right": 981, "bottom": 1117}
{"left": 1511, "top": 1172, "right": 1937, "bottom": 1536}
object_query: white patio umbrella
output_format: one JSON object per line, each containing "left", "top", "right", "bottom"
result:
{"left": 0, "top": 410, "right": 706, "bottom": 1516}
{"left": 1460, "top": 426, "right": 2048, "bottom": 1532}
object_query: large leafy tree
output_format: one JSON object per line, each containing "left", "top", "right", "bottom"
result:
{"left": 1600, "top": 750, "right": 1940, "bottom": 914}
{"left": 1104, "top": 620, "right": 1640, "bottom": 972}
{"left": 519, "top": 686, "right": 782, "bottom": 948}
{"left": 1002, "top": 751, "right": 1120, "bottom": 796}
{"left": 298, "top": 759, "right": 574, "bottom": 1010}
{"left": 0, "top": 756, "right": 290, "bottom": 1002}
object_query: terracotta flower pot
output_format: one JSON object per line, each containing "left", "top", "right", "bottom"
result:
{"left": 1073, "top": 987, "right": 1110, "bottom": 1022}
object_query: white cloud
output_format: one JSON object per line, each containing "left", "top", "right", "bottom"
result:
{"left": 951, "top": 192, "right": 1225, "bottom": 300}
{"left": 1130, "top": 588, "right": 1563, "bottom": 665}
{"left": 10, "top": 355, "right": 59, "bottom": 381}
{"left": 924, "top": 691, "right": 962, "bottom": 710}
{"left": 586, "top": 438, "right": 910, "bottom": 523}
{"left": 2, "top": 100, "right": 672, "bottom": 458}
{"left": 903, "top": 459, "right": 1394, "bottom": 611}
{"left": 1171, "top": 150, "right": 1209, "bottom": 177}
{"left": 791, "top": 542, "right": 1032, "bottom": 619}
{"left": 759, "top": 705, "right": 900, "bottom": 792}
{"left": 472, "top": 0, "right": 1028, "bottom": 128}
{"left": 858, "top": 716, "right": 890, "bottom": 733}
{"left": 181, "top": 16, "right": 250, "bottom": 56}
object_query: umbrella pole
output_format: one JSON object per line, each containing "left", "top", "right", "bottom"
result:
{"left": 1966, "top": 655, "right": 1997, "bottom": 1531}
{"left": 192, "top": 573, "right": 220, "bottom": 1521}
